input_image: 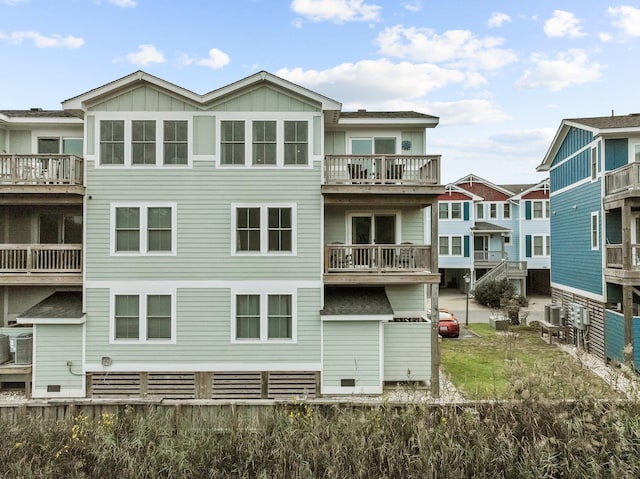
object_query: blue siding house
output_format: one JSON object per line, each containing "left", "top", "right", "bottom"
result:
{"left": 436, "top": 174, "right": 550, "bottom": 296}
{"left": 538, "top": 114, "right": 640, "bottom": 365}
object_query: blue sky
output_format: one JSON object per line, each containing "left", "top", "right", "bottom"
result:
{"left": 2, "top": 0, "right": 639, "bottom": 184}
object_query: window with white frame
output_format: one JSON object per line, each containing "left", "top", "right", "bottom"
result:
{"left": 220, "top": 119, "right": 310, "bottom": 167}
{"left": 233, "top": 292, "right": 295, "bottom": 342}
{"left": 504, "top": 235, "right": 512, "bottom": 245}
{"left": 533, "top": 235, "right": 551, "bottom": 256}
{"left": 476, "top": 203, "right": 484, "bottom": 220}
{"left": 112, "top": 292, "right": 174, "bottom": 342}
{"left": 635, "top": 144, "right": 640, "bottom": 162}
{"left": 503, "top": 203, "right": 511, "bottom": 219}
{"left": 439, "top": 202, "right": 462, "bottom": 220}
{"left": 532, "top": 200, "right": 549, "bottom": 219}
{"left": 591, "top": 212, "right": 599, "bottom": 250}
{"left": 284, "top": 121, "right": 308, "bottom": 165}
{"left": 591, "top": 147, "right": 597, "bottom": 180}
{"left": 112, "top": 204, "right": 176, "bottom": 255}
{"left": 439, "top": 236, "right": 463, "bottom": 256}
{"left": 233, "top": 205, "right": 295, "bottom": 254}
{"left": 99, "top": 119, "right": 189, "bottom": 167}
{"left": 489, "top": 203, "right": 498, "bottom": 219}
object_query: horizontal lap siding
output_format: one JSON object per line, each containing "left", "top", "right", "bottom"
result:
{"left": 85, "top": 161, "right": 322, "bottom": 280}
{"left": 383, "top": 322, "right": 430, "bottom": 382}
{"left": 385, "top": 284, "right": 425, "bottom": 312}
{"left": 85, "top": 287, "right": 321, "bottom": 366}
{"left": 323, "top": 321, "right": 380, "bottom": 387}
{"left": 550, "top": 181, "right": 603, "bottom": 296}
{"left": 34, "top": 324, "right": 83, "bottom": 392}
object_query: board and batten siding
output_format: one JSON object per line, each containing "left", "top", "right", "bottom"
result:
{"left": 84, "top": 287, "right": 321, "bottom": 369}
{"left": 84, "top": 162, "right": 322, "bottom": 281}
{"left": 33, "top": 324, "right": 84, "bottom": 398}
{"left": 207, "top": 85, "right": 321, "bottom": 113}
{"left": 322, "top": 320, "right": 381, "bottom": 394}
{"left": 91, "top": 86, "right": 199, "bottom": 112}
{"left": 383, "top": 322, "right": 430, "bottom": 383}
{"left": 550, "top": 181, "right": 603, "bottom": 296}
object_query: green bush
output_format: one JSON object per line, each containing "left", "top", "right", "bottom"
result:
{"left": 473, "top": 278, "right": 514, "bottom": 308}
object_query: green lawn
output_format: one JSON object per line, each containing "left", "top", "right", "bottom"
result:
{"left": 441, "top": 323, "right": 623, "bottom": 401}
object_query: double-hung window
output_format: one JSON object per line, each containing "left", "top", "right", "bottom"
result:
{"left": 591, "top": 212, "right": 599, "bottom": 250}
{"left": 164, "top": 120, "right": 188, "bottom": 165}
{"left": 233, "top": 292, "right": 295, "bottom": 342}
{"left": 113, "top": 292, "right": 174, "bottom": 342}
{"left": 503, "top": 203, "right": 511, "bottom": 219}
{"left": 100, "top": 120, "right": 125, "bottom": 165}
{"left": 233, "top": 205, "right": 295, "bottom": 254}
{"left": 112, "top": 203, "right": 176, "bottom": 255}
{"left": 252, "top": 121, "right": 276, "bottom": 165}
{"left": 532, "top": 200, "right": 549, "bottom": 219}
{"left": 532, "top": 235, "right": 551, "bottom": 256}
{"left": 284, "top": 121, "right": 308, "bottom": 165}
{"left": 476, "top": 203, "right": 484, "bottom": 220}
{"left": 439, "top": 202, "right": 462, "bottom": 220}
{"left": 132, "top": 120, "right": 156, "bottom": 165}
{"left": 221, "top": 120, "right": 245, "bottom": 165}
{"left": 439, "top": 236, "right": 463, "bottom": 256}
{"left": 489, "top": 203, "right": 498, "bottom": 219}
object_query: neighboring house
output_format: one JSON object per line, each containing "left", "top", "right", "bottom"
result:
{"left": 435, "top": 174, "right": 550, "bottom": 296}
{"left": 1, "top": 71, "right": 444, "bottom": 399}
{"left": 538, "top": 114, "right": 640, "bottom": 368}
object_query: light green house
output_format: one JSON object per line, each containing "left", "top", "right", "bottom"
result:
{"left": 2, "top": 71, "right": 444, "bottom": 399}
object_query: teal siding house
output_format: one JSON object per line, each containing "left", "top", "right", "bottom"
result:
{"left": 538, "top": 114, "right": 640, "bottom": 366}
{"left": 1, "top": 71, "right": 444, "bottom": 399}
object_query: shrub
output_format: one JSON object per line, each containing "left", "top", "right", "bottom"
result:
{"left": 473, "top": 278, "right": 514, "bottom": 309}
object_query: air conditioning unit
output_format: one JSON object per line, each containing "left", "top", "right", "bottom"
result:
{"left": 14, "top": 333, "right": 33, "bottom": 365}
{"left": 0, "top": 335, "right": 9, "bottom": 364}
{"left": 544, "top": 304, "right": 562, "bottom": 326}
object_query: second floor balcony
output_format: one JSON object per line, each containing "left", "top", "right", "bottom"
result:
{"left": 322, "top": 155, "right": 443, "bottom": 207}
{"left": 0, "top": 244, "right": 82, "bottom": 285}
{"left": 605, "top": 243, "right": 640, "bottom": 284}
{"left": 324, "top": 243, "right": 438, "bottom": 285}
{"left": 0, "top": 155, "right": 84, "bottom": 195}
{"left": 604, "top": 161, "right": 640, "bottom": 203}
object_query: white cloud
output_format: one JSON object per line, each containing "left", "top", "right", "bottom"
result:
{"left": 0, "top": 0, "right": 29, "bottom": 4}
{"left": 608, "top": 6, "right": 640, "bottom": 37}
{"left": 488, "top": 12, "right": 511, "bottom": 28}
{"left": 180, "top": 48, "right": 230, "bottom": 69}
{"left": 7, "top": 31, "right": 84, "bottom": 48}
{"left": 126, "top": 44, "right": 165, "bottom": 66}
{"left": 598, "top": 32, "right": 613, "bottom": 42}
{"left": 376, "top": 25, "right": 517, "bottom": 71}
{"left": 424, "top": 99, "right": 511, "bottom": 126}
{"left": 515, "top": 49, "right": 603, "bottom": 91}
{"left": 290, "top": 0, "right": 381, "bottom": 23}
{"left": 109, "top": 0, "right": 136, "bottom": 7}
{"left": 403, "top": 1, "right": 421, "bottom": 12}
{"left": 277, "top": 59, "right": 480, "bottom": 105}
{"left": 544, "top": 10, "right": 585, "bottom": 38}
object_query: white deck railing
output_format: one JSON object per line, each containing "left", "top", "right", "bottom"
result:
{"left": 0, "top": 244, "right": 82, "bottom": 273}
{"left": 324, "top": 155, "right": 440, "bottom": 185}
{"left": 325, "top": 244, "right": 432, "bottom": 273}
{"left": 0, "top": 155, "right": 83, "bottom": 186}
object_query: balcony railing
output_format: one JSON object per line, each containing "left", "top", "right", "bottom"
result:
{"left": 0, "top": 244, "right": 82, "bottom": 273}
{"left": 605, "top": 162, "right": 640, "bottom": 196}
{"left": 605, "top": 243, "right": 640, "bottom": 270}
{"left": 325, "top": 244, "right": 432, "bottom": 273}
{"left": 0, "top": 155, "right": 83, "bottom": 186}
{"left": 324, "top": 155, "right": 440, "bottom": 186}
{"left": 474, "top": 250, "right": 506, "bottom": 263}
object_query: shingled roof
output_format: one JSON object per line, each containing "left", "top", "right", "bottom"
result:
{"left": 567, "top": 114, "right": 640, "bottom": 129}
{"left": 321, "top": 287, "right": 393, "bottom": 316}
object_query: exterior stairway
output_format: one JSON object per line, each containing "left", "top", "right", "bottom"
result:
{"left": 473, "top": 259, "right": 527, "bottom": 293}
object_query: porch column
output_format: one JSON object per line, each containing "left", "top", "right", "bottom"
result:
{"left": 622, "top": 203, "right": 632, "bottom": 270}
{"left": 430, "top": 282, "right": 439, "bottom": 398}
{"left": 623, "top": 285, "right": 634, "bottom": 363}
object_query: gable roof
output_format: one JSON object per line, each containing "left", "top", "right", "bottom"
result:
{"left": 453, "top": 173, "right": 517, "bottom": 200}
{"left": 538, "top": 114, "right": 640, "bottom": 171}
{"left": 439, "top": 183, "right": 482, "bottom": 201}
{"left": 510, "top": 178, "right": 550, "bottom": 200}
{"left": 62, "top": 70, "right": 343, "bottom": 117}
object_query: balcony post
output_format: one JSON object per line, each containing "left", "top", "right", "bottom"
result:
{"left": 623, "top": 203, "right": 632, "bottom": 270}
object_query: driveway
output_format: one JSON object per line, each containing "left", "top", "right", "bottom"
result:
{"left": 436, "top": 288, "right": 551, "bottom": 326}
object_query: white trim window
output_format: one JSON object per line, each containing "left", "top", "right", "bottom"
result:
{"left": 220, "top": 119, "right": 310, "bottom": 167}
{"left": 591, "top": 147, "right": 598, "bottom": 181}
{"left": 532, "top": 200, "right": 550, "bottom": 219}
{"left": 503, "top": 234, "right": 512, "bottom": 245}
{"left": 503, "top": 203, "right": 511, "bottom": 219}
{"left": 232, "top": 204, "right": 296, "bottom": 255}
{"left": 99, "top": 118, "right": 190, "bottom": 167}
{"left": 439, "top": 235, "right": 463, "bottom": 256}
{"left": 476, "top": 203, "right": 484, "bottom": 220}
{"left": 489, "top": 203, "right": 498, "bottom": 219}
{"left": 533, "top": 235, "right": 551, "bottom": 257}
{"left": 111, "top": 290, "right": 176, "bottom": 343}
{"left": 111, "top": 203, "right": 177, "bottom": 255}
{"left": 438, "top": 202, "right": 462, "bottom": 220}
{"left": 231, "top": 291, "right": 296, "bottom": 343}
{"left": 591, "top": 212, "right": 599, "bottom": 250}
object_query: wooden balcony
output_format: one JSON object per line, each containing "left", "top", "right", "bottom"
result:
{"left": 0, "top": 155, "right": 84, "bottom": 202}
{"left": 322, "top": 155, "right": 443, "bottom": 207}
{"left": 604, "top": 162, "right": 640, "bottom": 207}
{"left": 324, "top": 243, "right": 438, "bottom": 285}
{"left": 0, "top": 244, "right": 82, "bottom": 285}
{"left": 604, "top": 243, "right": 640, "bottom": 284}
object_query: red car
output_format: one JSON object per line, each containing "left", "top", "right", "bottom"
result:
{"left": 438, "top": 309, "right": 460, "bottom": 338}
